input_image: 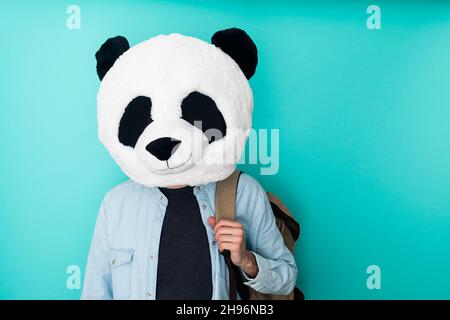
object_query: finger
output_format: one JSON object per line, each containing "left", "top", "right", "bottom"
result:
{"left": 215, "top": 219, "right": 242, "bottom": 229}
{"left": 207, "top": 216, "right": 215, "bottom": 228}
{"left": 216, "top": 235, "right": 242, "bottom": 244}
{"left": 214, "top": 219, "right": 242, "bottom": 233}
{"left": 219, "top": 242, "right": 240, "bottom": 253}
{"left": 215, "top": 226, "right": 244, "bottom": 238}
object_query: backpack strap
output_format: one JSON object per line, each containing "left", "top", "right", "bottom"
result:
{"left": 215, "top": 170, "right": 241, "bottom": 222}
{"left": 215, "top": 170, "right": 242, "bottom": 300}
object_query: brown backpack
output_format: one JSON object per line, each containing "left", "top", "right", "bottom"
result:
{"left": 215, "top": 171, "right": 304, "bottom": 300}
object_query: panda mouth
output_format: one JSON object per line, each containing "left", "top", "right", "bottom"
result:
{"left": 155, "top": 153, "right": 192, "bottom": 172}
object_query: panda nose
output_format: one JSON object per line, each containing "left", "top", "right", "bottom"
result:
{"left": 146, "top": 137, "right": 181, "bottom": 161}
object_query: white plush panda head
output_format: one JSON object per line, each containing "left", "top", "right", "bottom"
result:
{"left": 96, "top": 28, "right": 258, "bottom": 187}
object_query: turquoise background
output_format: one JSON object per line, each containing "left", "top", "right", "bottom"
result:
{"left": 1, "top": 0, "right": 450, "bottom": 299}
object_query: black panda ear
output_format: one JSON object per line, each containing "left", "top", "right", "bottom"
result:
{"left": 211, "top": 28, "right": 258, "bottom": 79}
{"left": 95, "top": 36, "right": 130, "bottom": 80}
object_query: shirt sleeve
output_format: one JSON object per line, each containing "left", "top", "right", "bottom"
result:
{"left": 81, "top": 198, "right": 113, "bottom": 300}
{"left": 237, "top": 174, "right": 298, "bottom": 295}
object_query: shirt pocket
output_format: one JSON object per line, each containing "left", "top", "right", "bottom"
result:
{"left": 109, "top": 248, "right": 134, "bottom": 299}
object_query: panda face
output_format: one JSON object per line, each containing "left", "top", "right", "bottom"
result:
{"left": 96, "top": 30, "right": 257, "bottom": 187}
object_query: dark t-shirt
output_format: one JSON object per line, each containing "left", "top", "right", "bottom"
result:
{"left": 156, "top": 186, "right": 213, "bottom": 300}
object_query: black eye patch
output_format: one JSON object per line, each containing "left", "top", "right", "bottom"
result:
{"left": 118, "top": 96, "right": 152, "bottom": 147}
{"left": 181, "top": 91, "right": 227, "bottom": 143}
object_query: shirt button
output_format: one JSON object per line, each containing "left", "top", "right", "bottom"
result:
{"left": 160, "top": 196, "right": 164, "bottom": 201}
{"left": 111, "top": 259, "right": 116, "bottom": 265}
{"left": 147, "top": 292, "right": 152, "bottom": 297}
{"left": 202, "top": 204, "right": 206, "bottom": 210}
{"left": 150, "top": 255, "right": 154, "bottom": 260}
{"left": 212, "top": 240, "right": 216, "bottom": 246}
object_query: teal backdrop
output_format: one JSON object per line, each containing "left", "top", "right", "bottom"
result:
{"left": 1, "top": 0, "right": 450, "bottom": 299}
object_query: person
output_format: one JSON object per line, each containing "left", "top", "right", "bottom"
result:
{"left": 82, "top": 28, "right": 297, "bottom": 299}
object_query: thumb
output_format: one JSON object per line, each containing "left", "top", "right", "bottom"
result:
{"left": 208, "top": 216, "right": 216, "bottom": 228}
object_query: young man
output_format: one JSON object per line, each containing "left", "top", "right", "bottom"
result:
{"left": 82, "top": 28, "right": 297, "bottom": 299}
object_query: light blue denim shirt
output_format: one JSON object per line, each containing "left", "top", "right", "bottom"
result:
{"left": 81, "top": 173, "right": 297, "bottom": 300}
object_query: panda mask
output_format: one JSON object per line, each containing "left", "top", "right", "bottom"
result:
{"left": 95, "top": 28, "right": 258, "bottom": 188}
